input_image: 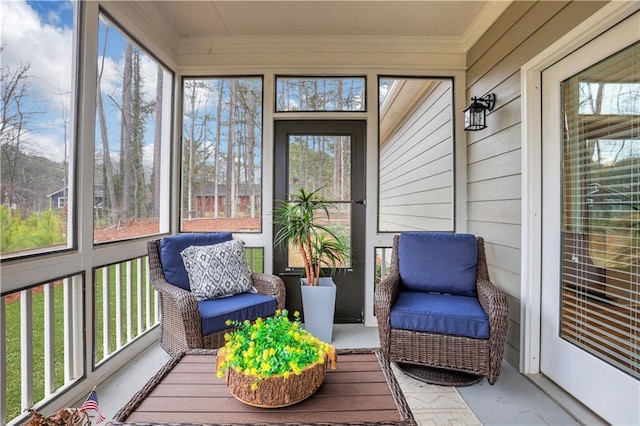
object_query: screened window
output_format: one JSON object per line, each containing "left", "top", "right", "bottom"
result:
{"left": 561, "top": 41, "right": 639, "bottom": 379}
{"left": 276, "top": 76, "right": 365, "bottom": 112}
{"left": 94, "top": 12, "right": 173, "bottom": 243}
{"left": 0, "top": 1, "right": 78, "bottom": 258}
{"left": 181, "top": 77, "right": 263, "bottom": 232}
{"left": 378, "top": 77, "right": 454, "bottom": 232}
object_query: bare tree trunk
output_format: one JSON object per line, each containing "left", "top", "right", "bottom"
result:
{"left": 214, "top": 81, "right": 223, "bottom": 218}
{"left": 334, "top": 80, "right": 344, "bottom": 198}
{"left": 96, "top": 25, "right": 118, "bottom": 225}
{"left": 186, "top": 82, "right": 197, "bottom": 220}
{"left": 0, "top": 62, "right": 29, "bottom": 215}
{"left": 120, "top": 41, "right": 133, "bottom": 226}
{"left": 153, "top": 66, "right": 163, "bottom": 216}
{"left": 226, "top": 81, "right": 237, "bottom": 217}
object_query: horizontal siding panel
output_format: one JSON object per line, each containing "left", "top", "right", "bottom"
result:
{"left": 468, "top": 149, "right": 522, "bottom": 183}
{"left": 380, "top": 83, "right": 451, "bottom": 163}
{"left": 379, "top": 217, "right": 452, "bottom": 232}
{"left": 506, "top": 293, "right": 521, "bottom": 326}
{"left": 505, "top": 319, "right": 521, "bottom": 365}
{"left": 380, "top": 203, "right": 452, "bottom": 219}
{"left": 380, "top": 134, "right": 450, "bottom": 179}
{"left": 467, "top": 124, "right": 521, "bottom": 164}
{"left": 466, "top": 1, "right": 536, "bottom": 67}
{"left": 504, "top": 339, "right": 520, "bottom": 367}
{"left": 468, "top": 221, "right": 521, "bottom": 249}
{"left": 467, "top": 1, "right": 569, "bottom": 87}
{"left": 488, "top": 265, "right": 521, "bottom": 300}
{"left": 379, "top": 187, "right": 452, "bottom": 206}
{"left": 466, "top": 96, "right": 522, "bottom": 147}
{"left": 486, "top": 97, "right": 522, "bottom": 135}
{"left": 467, "top": 175, "right": 522, "bottom": 201}
{"left": 485, "top": 242, "right": 522, "bottom": 275}
{"left": 380, "top": 115, "right": 451, "bottom": 173}
{"left": 380, "top": 155, "right": 451, "bottom": 191}
{"left": 468, "top": 199, "right": 521, "bottom": 225}
{"left": 380, "top": 171, "right": 453, "bottom": 197}
{"left": 468, "top": 1, "right": 607, "bottom": 97}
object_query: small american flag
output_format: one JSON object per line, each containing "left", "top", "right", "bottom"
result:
{"left": 79, "top": 390, "right": 106, "bottom": 423}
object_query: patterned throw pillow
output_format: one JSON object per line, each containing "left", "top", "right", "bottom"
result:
{"left": 180, "top": 240, "right": 255, "bottom": 301}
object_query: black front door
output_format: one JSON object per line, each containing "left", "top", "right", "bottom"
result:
{"left": 273, "top": 120, "right": 366, "bottom": 323}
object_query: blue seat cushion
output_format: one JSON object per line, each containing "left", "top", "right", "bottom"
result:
{"left": 399, "top": 232, "right": 478, "bottom": 297}
{"left": 390, "top": 291, "right": 490, "bottom": 339}
{"left": 159, "top": 232, "right": 233, "bottom": 290}
{"left": 198, "top": 292, "right": 278, "bottom": 336}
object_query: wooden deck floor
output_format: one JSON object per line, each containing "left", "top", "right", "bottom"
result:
{"left": 112, "top": 349, "right": 415, "bottom": 425}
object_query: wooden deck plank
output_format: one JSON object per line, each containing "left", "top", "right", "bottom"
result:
{"left": 149, "top": 381, "right": 393, "bottom": 398}
{"left": 126, "top": 409, "right": 403, "bottom": 424}
{"left": 136, "top": 395, "right": 399, "bottom": 413}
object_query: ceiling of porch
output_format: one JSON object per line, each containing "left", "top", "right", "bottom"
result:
{"left": 138, "top": 1, "right": 511, "bottom": 52}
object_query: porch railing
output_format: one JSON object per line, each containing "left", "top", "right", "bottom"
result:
{"left": 2, "top": 255, "right": 159, "bottom": 425}
{"left": 2, "top": 246, "right": 264, "bottom": 425}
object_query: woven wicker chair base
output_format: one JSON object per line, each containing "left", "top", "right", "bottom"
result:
{"left": 397, "top": 362, "right": 483, "bottom": 386}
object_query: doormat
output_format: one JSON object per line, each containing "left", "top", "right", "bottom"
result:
{"left": 392, "top": 363, "right": 482, "bottom": 425}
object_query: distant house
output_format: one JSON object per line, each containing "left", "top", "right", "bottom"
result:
{"left": 587, "top": 182, "right": 638, "bottom": 216}
{"left": 194, "top": 184, "right": 261, "bottom": 215}
{"left": 48, "top": 184, "right": 104, "bottom": 209}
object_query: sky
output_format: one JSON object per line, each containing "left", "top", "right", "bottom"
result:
{"left": 2, "top": 0, "right": 75, "bottom": 162}
{"left": 1, "top": 0, "right": 161, "bottom": 166}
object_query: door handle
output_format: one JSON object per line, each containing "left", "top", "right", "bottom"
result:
{"left": 352, "top": 198, "right": 367, "bottom": 206}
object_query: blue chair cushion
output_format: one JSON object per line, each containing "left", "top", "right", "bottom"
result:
{"left": 159, "top": 232, "right": 233, "bottom": 290}
{"left": 198, "top": 292, "right": 278, "bottom": 336}
{"left": 390, "top": 291, "right": 490, "bottom": 339}
{"left": 398, "top": 232, "right": 478, "bottom": 297}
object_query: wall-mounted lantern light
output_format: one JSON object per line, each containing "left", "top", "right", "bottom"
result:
{"left": 463, "top": 93, "right": 496, "bottom": 131}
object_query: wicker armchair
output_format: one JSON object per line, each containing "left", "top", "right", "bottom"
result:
{"left": 375, "top": 233, "right": 509, "bottom": 384}
{"left": 148, "top": 237, "right": 286, "bottom": 355}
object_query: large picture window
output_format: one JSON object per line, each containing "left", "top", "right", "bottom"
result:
{"left": 94, "top": 12, "right": 173, "bottom": 243}
{"left": 181, "top": 77, "right": 263, "bottom": 232}
{"left": 0, "top": 1, "right": 78, "bottom": 258}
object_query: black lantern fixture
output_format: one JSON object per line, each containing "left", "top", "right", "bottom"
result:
{"left": 463, "top": 93, "right": 495, "bottom": 131}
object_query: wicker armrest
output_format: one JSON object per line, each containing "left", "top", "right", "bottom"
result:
{"left": 477, "top": 277, "right": 509, "bottom": 335}
{"left": 477, "top": 276, "right": 509, "bottom": 381}
{"left": 152, "top": 275, "right": 201, "bottom": 331}
{"left": 251, "top": 272, "right": 286, "bottom": 310}
{"left": 375, "top": 271, "right": 400, "bottom": 357}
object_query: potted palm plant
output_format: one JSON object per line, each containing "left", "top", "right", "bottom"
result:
{"left": 274, "top": 187, "right": 350, "bottom": 342}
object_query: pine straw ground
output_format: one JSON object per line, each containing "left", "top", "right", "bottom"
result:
{"left": 94, "top": 217, "right": 260, "bottom": 242}
{"left": 5, "top": 218, "right": 259, "bottom": 303}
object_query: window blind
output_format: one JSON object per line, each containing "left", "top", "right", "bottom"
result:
{"left": 560, "top": 41, "right": 639, "bottom": 379}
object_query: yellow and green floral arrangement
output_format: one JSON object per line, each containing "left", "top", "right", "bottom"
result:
{"left": 216, "top": 310, "right": 333, "bottom": 390}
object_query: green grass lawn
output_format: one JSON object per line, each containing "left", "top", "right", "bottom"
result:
{"left": 5, "top": 258, "right": 156, "bottom": 422}
{"left": 4, "top": 248, "right": 263, "bottom": 423}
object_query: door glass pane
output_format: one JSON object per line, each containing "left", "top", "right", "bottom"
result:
{"left": 287, "top": 134, "right": 351, "bottom": 268}
{"left": 560, "top": 41, "right": 639, "bottom": 379}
